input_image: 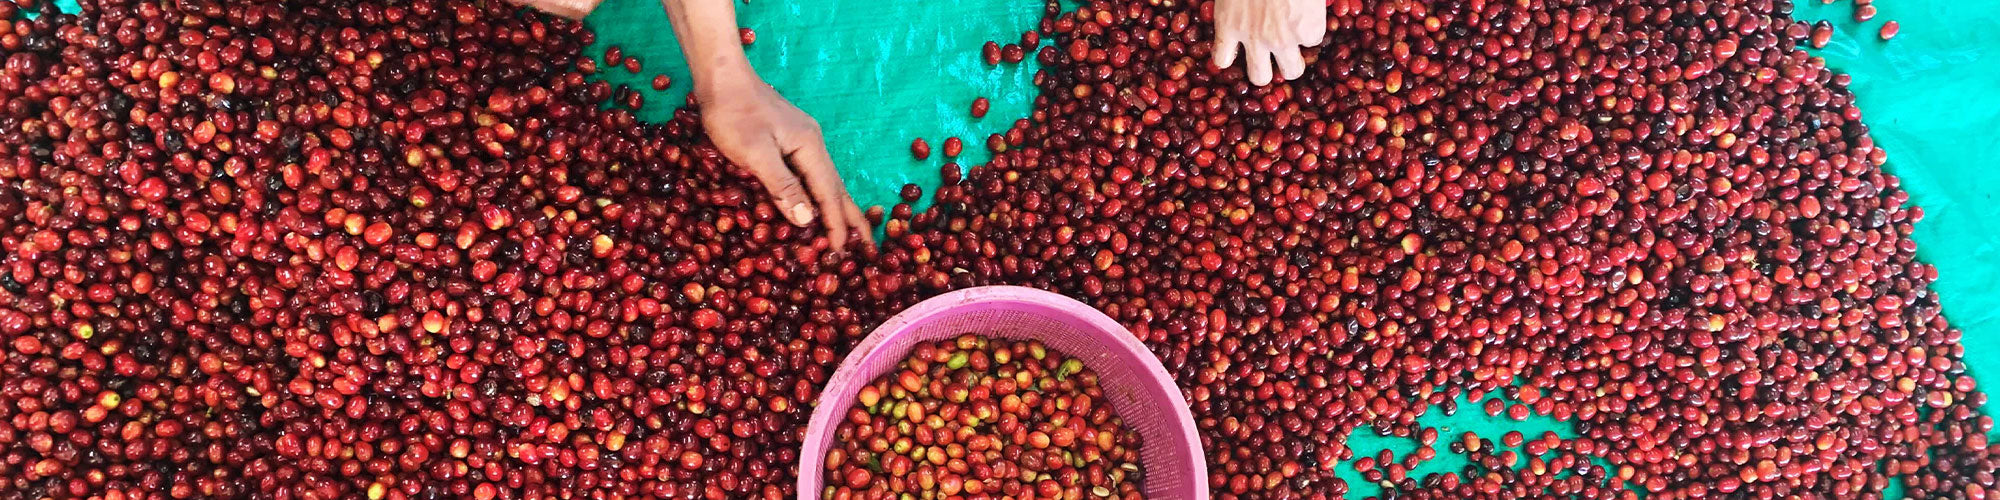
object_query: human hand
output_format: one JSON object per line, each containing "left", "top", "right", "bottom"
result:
{"left": 505, "top": 0, "right": 601, "bottom": 20}
{"left": 698, "top": 73, "right": 872, "bottom": 251}
{"left": 1212, "top": 0, "right": 1327, "bottom": 85}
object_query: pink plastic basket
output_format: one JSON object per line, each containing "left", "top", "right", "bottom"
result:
{"left": 798, "top": 286, "right": 1207, "bottom": 499}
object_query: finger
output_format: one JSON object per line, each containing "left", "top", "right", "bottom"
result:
{"left": 783, "top": 136, "right": 854, "bottom": 251}
{"left": 508, "top": 0, "right": 597, "bottom": 19}
{"left": 1212, "top": 32, "right": 1242, "bottom": 70}
{"left": 1245, "top": 46, "right": 1275, "bottom": 86}
{"left": 1275, "top": 47, "right": 1307, "bottom": 82}
{"left": 844, "top": 198, "right": 874, "bottom": 247}
{"left": 1296, "top": 10, "right": 1328, "bottom": 46}
{"left": 732, "top": 143, "right": 817, "bottom": 227}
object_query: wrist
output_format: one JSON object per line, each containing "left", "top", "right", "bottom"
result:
{"left": 691, "top": 56, "right": 760, "bottom": 103}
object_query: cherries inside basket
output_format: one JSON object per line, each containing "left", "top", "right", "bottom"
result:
{"left": 819, "top": 334, "right": 1145, "bottom": 499}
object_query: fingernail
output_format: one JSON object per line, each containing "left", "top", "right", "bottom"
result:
{"left": 788, "top": 203, "right": 814, "bottom": 225}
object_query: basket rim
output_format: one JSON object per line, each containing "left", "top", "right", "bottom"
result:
{"left": 796, "top": 285, "right": 1207, "bottom": 499}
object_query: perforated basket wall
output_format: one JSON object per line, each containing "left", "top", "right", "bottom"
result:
{"left": 798, "top": 286, "right": 1206, "bottom": 499}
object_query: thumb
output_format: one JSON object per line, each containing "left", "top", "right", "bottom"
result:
{"left": 734, "top": 144, "right": 817, "bottom": 226}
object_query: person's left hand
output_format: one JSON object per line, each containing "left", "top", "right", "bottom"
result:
{"left": 698, "top": 74, "right": 872, "bottom": 251}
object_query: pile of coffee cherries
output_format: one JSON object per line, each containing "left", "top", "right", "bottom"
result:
{"left": 0, "top": 0, "right": 1990, "bottom": 498}
{"left": 820, "top": 335, "right": 1144, "bottom": 499}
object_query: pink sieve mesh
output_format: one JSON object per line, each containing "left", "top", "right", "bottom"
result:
{"left": 798, "top": 286, "right": 1206, "bottom": 499}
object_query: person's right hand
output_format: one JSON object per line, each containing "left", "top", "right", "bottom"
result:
{"left": 1212, "top": 0, "right": 1327, "bottom": 85}
{"left": 697, "top": 71, "right": 872, "bottom": 251}
{"left": 511, "top": 0, "right": 869, "bottom": 251}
